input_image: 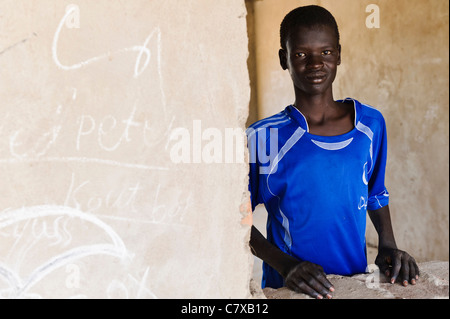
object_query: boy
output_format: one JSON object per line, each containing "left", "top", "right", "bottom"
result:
{"left": 247, "top": 5, "right": 419, "bottom": 299}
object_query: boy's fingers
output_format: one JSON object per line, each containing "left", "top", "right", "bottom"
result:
{"left": 301, "top": 282, "right": 324, "bottom": 299}
{"left": 314, "top": 271, "right": 335, "bottom": 292}
{"left": 410, "top": 260, "right": 419, "bottom": 284}
{"left": 390, "top": 256, "right": 402, "bottom": 284}
{"left": 401, "top": 261, "right": 410, "bottom": 286}
{"left": 285, "top": 262, "right": 334, "bottom": 298}
{"left": 287, "top": 274, "right": 333, "bottom": 299}
{"left": 414, "top": 261, "right": 420, "bottom": 279}
{"left": 377, "top": 262, "right": 390, "bottom": 278}
{"left": 409, "top": 261, "right": 416, "bottom": 284}
{"left": 305, "top": 272, "right": 334, "bottom": 298}
{"left": 288, "top": 280, "right": 322, "bottom": 299}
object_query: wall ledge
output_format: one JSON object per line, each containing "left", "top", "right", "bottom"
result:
{"left": 263, "top": 261, "right": 449, "bottom": 299}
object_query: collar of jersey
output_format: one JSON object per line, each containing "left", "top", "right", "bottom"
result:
{"left": 285, "top": 98, "right": 361, "bottom": 140}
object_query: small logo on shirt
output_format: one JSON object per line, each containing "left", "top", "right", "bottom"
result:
{"left": 358, "top": 196, "right": 368, "bottom": 210}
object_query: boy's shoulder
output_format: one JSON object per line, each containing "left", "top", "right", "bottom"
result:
{"left": 359, "top": 101, "right": 385, "bottom": 120}
{"left": 246, "top": 107, "right": 292, "bottom": 136}
{"left": 341, "top": 98, "right": 387, "bottom": 127}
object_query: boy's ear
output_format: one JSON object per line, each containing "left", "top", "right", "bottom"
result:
{"left": 279, "top": 49, "right": 288, "bottom": 70}
{"left": 337, "top": 44, "right": 342, "bottom": 65}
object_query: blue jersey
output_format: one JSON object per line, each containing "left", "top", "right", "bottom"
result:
{"left": 247, "top": 98, "right": 389, "bottom": 289}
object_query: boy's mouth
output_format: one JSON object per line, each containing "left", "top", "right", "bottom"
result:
{"left": 305, "top": 73, "right": 327, "bottom": 83}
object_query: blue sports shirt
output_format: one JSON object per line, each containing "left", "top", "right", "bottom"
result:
{"left": 247, "top": 98, "right": 389, "bottom": 289}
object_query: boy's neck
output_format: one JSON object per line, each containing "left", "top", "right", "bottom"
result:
{"left": 294, "top": 91, "right": 337, "bottom": 116}
{"left": 293, "top": 91, "right": 355, "bottom": 136}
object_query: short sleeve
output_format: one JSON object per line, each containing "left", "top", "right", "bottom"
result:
{"left": 246, "top": 127, "right": 263, "bottom": 211}
{"left": 367, "top": 115, "right": 390, "bottom": 210}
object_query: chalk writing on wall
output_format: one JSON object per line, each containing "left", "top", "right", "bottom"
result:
{"left": 0, "top": 3, "right": 194, "bottom": 298}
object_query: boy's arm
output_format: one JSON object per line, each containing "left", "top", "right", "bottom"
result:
{"left": 368, "top": 205, "right": 420, "bottom": 286}
{"left": 250, "top": 225, "right": 334, "bottom": 299}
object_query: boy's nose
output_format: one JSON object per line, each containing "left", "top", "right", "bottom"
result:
{"left": 306, "top": 55, "right": 323, "bottom": 69}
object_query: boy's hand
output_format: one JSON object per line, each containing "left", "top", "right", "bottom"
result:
{"left": 375, "top": 248, "right": 420, "bottom": 286}
{"left": 285, "top": 261, "right": 334, "bottom": 299}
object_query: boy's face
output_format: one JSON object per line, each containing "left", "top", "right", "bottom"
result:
{"left": 279, "top": 25, "right": 341, "bottom": 97}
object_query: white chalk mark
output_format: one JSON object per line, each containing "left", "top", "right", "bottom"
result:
{"left": 129, "top": 267, "right": 157, "bottom": 299}
{"left": 98, "top": 103, "right": 142, "bottom": 152}
{"left": 35, "top": 126, "right": 62, "bottom": 157}
{"left": 0, "top": 263, "right": 21, "bottom": 296}
{"left": 0, "top": 205, "right": 131, "bottom": 297}
{"left": 9, "top": 122, "right": 62, "bottom": 159}
{"left": 133, "top": 39, "right": 151, "bottom": 78}
{"left": 52, "top": 6, "right": 110, "bottom": 70}
{"left": 52, "top": 5, "right": 161, "bottom": 79}
{"left": 136, "top": 267, "right": 154, "bottom": 298}
{"left": 76, "top": 115, "right": 95, "bottom": 151}
{"left": 0, "top": 157, "right": 168, "bottom": 171}
{"left": 51, "top": 6, "right": 166, "bottom": 114}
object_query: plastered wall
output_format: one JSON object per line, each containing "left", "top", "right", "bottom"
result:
{"left": 0, "top": 0, "right": 253, "bottom": 298}
{"left": 247, "top": 0, "right": 449, "bottom": 261}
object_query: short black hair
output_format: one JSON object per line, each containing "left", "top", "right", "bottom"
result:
{"left": 280, "top": 5, "right": 340, "bottom": 50}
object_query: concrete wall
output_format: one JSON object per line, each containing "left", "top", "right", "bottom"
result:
{"left": 246, "top": 0, "right": 449, "bottom": 262}
{"left": 0, "top": 0, "right": 253, "bottom": 298}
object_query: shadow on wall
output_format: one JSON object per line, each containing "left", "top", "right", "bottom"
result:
{"left": 245, "top": 0, "right": 259, "bottom": 128}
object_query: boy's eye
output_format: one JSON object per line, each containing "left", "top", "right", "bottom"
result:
{"left": 322, "top": 50, "right": 332, "bottom": 55}
{"left": 295, "top": 52, "right": 306, "bottom": 58}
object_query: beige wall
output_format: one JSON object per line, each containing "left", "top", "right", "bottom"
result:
{"left": 247, "top": 0, "right": 449, "bottom": 261}
{"left": 0, "top": 0, "right": 252, "bottom": 298}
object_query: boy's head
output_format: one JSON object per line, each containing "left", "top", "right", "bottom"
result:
{"left": 280, "top": 5, "right": 340, "bottom": 51}
{"left": 278, "top": 5, "right": 341, "bottom": 97}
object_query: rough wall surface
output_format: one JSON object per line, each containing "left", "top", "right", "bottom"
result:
{"left": 0, "top": 0, "right": 252, "bottom": 298}
{"left": 248, "top": 0, "right": 449, "bottom": 262}
{"left": 263, "top": 261, "right": 449, "bottom": 299}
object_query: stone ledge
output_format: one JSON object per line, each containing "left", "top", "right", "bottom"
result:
{"left": 263, "top": 261, "right": 449, "bottom": 299}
